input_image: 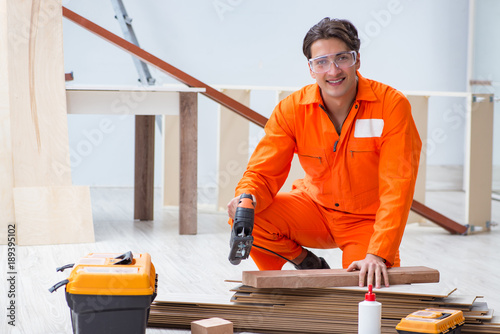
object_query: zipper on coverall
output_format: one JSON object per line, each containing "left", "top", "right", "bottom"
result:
{"left": 319, "top": 104, "right": 340, "bottom": 152}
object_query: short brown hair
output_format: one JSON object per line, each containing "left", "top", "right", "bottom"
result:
{"left": 303, "top": 18, "right": 360, "bottom": 59}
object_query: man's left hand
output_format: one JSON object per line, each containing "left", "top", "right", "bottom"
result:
{"left": 346, "top": 254, "right": 389, "bottom": 289}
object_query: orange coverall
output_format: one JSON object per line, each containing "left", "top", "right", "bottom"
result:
{"left": 233, "top": 72, "right": 422, "bottom": 270}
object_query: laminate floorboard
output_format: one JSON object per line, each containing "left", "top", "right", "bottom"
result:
{"left": 1, "top": 187, "right": 499, "bottom": 334}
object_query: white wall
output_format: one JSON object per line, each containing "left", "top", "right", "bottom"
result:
{"left": 62, "top": 0, "right": 486, "bottom": 188}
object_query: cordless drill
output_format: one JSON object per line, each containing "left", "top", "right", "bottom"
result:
{"left": 228, "top": 193, "right": 255, "bottom": 265}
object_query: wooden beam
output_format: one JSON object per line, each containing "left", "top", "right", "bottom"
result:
{"left": 242, "top": 266, "right": 440, "bottom": 289}
{"left": 179, "top": 92, "right": 197, "bottom": 234}
{"left": 411, "top": 200, "right": 468, "bottom": 235}
{"left": 465, "top": 94, "right": 493, "bottom": 231}
{"left": 406, "top": 95, "right": 428, "bottom": 224}
{"left": 134, "top": 115, "right": 155, "bottom": 220}
{"left": 163, "top": 115, "right": 180, "bottom": 207}
{"left": 0, "top": 0, "right": 15, "bottom": 245}
{"left": 61, "top": 7, "right": 267, "bottom": 128}
{"left": 217, "top": 89, "right": 250, "bottom": 211}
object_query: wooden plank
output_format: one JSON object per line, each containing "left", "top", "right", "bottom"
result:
{"left": 8, "top": 0, "right": 71, "bottom": 187}
{"left": 3, "top": 0, "right": 94, "bottom": 245}
{"left": 14, "top": 186, "right": 94, "bottom": 245}
{"left": 411, "top": 200, "right": 468, "bottom": 234}
{"left": 134, "top": 115, "right": 155, "bottom": 220}
{"left": 179, "top": 92, "right": 197, "bottom": 234}
{"left": 163, "top": 115, "right": 180, "bottom": 206}
{"left": 217, "top": 89, "right": 250, "bottom": 211}
{"left": 0, "top": 0, "right": 15, "bottom": 245}
{"left": 406, "top": 95, "right": 428, "bottom": 224}
{"left": 242, "top": 266, "right": 440, "bottom": 289}
{"left": 232, "top": 282, "right": 456, "bottom": 298}
{"left": 66, "top": 89, "right": 181, "bottom": 116}
{"left": 465, "top": 94, "right": 493, "bottom": 231}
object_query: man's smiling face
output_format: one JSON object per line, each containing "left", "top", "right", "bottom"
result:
{"left": 309, "top": 38, "right": 360, "bottom": 103}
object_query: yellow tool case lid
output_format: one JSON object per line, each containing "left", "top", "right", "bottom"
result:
{"left": 50, "top": 252, "right": 156, "bottom": 296}
{"left": 396, "top": 308, "right": 465, "bottom": 334}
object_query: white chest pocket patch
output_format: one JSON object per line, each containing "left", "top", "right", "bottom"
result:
{"left": 354, "top": 119, "right": 384, "bottom": 138}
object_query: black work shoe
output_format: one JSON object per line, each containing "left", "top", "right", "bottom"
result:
{"left": 294, "top": 250, "right": 330, "bottom": 270}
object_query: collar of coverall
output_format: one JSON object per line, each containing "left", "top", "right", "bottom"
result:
{"left": 299, "top": 71, "right": 378, "bottom": 106}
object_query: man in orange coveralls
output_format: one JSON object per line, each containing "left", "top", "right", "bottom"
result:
{"left": 227, "top": 17, "right": 421, "bottom": 288}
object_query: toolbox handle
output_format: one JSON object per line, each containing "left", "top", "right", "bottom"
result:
{"left": 56, "top": 263, "right": 75, "bottom": 272}
{"left": 114, "top": 251, "right": 134, "bottom": 265}
{"left": 48, "top": 279, "right": 69, "bottom": 293}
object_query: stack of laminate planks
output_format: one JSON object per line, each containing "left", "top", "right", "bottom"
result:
{"left": 149, "top": 283, "right": 500, "bottom": 333}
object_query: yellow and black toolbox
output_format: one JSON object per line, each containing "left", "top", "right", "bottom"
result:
{"left": 50, "top": 252, "right": 157, "bottom": 334}
{"left": 396, "top": 308, "right": 465, "bottom": 334}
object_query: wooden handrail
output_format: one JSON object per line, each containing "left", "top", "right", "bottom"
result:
{"left": 411, "top": 200, "right": 467, "bottom": 234}
{"left": 61, "top": 7, "right": 267, "bottom": 128}
{"left": 62, "top": 7, "right": 467, "bottom": 235}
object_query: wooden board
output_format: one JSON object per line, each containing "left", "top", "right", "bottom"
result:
{"left": 7, "top": 0, "right": 72, "bottom": 187}
{"left": 3, "top": 0, "right": 95, "bottom": 245}
{"left": 0, "top": 0, "right": 15, "bottom": 245}
{"left": 14, "top": 186, "right": 94, "bottom": 245}
{"left": 217, "top": 89, "right": 250, "bottom": 211}
{"left": 465, "top": 94, "right": 494, "bottom": 230}
{"left": 163, "top": 115, "right": 180, "bottom": 206}
{"left": 179, "top": 92, "right": 198, "bottom": 234}
{"left": 231, "top": 282, "right": 457, "bottom": 299}
{"left": 406, "top": 95, "right": 428, "bottom": 224}
{"left": 134, "top": 115, "right": 155, "bottom": 221}
{"left": 242, "top": 266, "right": 440, "bottom": 289}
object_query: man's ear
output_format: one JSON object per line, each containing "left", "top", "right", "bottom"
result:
{"left": 355, "top": 52, "right": 361, "bottom": 71}
{"left": 309, "top": 63, "right": 317, "bottom": 80}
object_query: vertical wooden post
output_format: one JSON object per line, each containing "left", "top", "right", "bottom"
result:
{"left": 217, "top": 89, "right": 250, "bottom": 211}
{"left": 406, "top": 95, "right": 429, "bottom": 224}
{"left": 465, "top": 94, "right": 494, "bottom": 231}
{"left": 179, "top": 92, "right": 197, "bottom": 234}
{"left": 163, "top": 115, "right": 180, "bottom": 207}
{"left": 134, "top": 115, "right": 155, "bottom": 220}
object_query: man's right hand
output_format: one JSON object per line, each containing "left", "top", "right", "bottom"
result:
{"left": 227, "top": 194, "right": 256, "bottom": 219}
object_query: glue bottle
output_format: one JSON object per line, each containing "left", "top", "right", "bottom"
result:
{"left": 358, "top": 284, "right": 381, "bottom": 334}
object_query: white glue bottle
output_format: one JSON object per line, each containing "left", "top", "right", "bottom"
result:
{"left": 358, "top": 284, "right": 381, "bottom": 334}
